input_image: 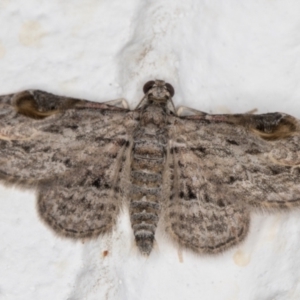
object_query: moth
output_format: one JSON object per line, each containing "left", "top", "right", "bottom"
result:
{"left": 1, "top": 80, "right": 300, "bottom": 255}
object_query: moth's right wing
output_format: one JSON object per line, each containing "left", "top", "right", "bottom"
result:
{"left": 0, "top": 90, "right": 138, "bottom": 187}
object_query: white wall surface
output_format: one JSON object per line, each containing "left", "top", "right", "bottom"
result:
{"left": 0, "top": 1, "right": 300, "bottom": 299}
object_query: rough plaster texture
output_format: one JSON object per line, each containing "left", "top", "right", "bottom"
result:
{"left": 0, "top": 1, "right": 300, "bottom": 299}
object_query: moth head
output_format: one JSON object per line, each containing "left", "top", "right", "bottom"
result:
{"left": 143, "top": 80, "right": 175, "bottom": 101}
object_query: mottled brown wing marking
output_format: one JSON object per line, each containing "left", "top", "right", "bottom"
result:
{"left": 167, "top": 202, "right": 250, "bottom": 254}
{"left": 228, "top": 113, "right": 299, "bottom": 141}
{"left": 0, "top": 90, "right": 136, "bottom": 186}
{"left": 37, "top": 144, "right": 131, "bottom": 239}
{"left": 175, "top": 113, "right": 300, "bottom": 211}
{"left": 164, "top": 142, "right": 250, "bottom": 254}
{"left": 13, "top": 91, "right": 61, "bottom": 119}
{"left": 38, "top": 185, "right": 119, "bottom": 238}
{"left": 3, "top": 81, "right": 300, "bottom": 256}
{"left": 10, "top": 90, "right": 125, "bottom": 118}
{"left": 0, "top": 89, "right": 136, "bottom": 239}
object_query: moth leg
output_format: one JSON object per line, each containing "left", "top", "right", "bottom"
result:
{"left": 244, "top": 108, "right": 258, "bottom": 114}
{"left": 176, "top": 106, "right": 207, "bottom": 117}
{"left": 102, "top": 98, "right": 129, "bottom": 109}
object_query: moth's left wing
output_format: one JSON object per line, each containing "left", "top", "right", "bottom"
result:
{"left": 0, "top": 90, "right": 137, "bottom": 186}
{"left": 163, "top": 122, "right": 250, "bottom": 254}
{"left": 163, "top": 111, "right": 300, "bottom": 254}
{"left": 170, "top": 111, "right": 300, "bottom": 210}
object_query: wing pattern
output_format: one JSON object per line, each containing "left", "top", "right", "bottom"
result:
{"left": 164, "top": 112, "right": 300, "bottom": 253}
{"left": 0, "top": 90, "right": 137, "bottom": 238}
{"left": 1, "top": 81, "right": 300, "bottom": 255}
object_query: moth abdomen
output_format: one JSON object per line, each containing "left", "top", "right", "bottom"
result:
{"left": 130, "top": 199, "right": 160, "bottom": 255}
{"left": 129, "top": 104, "right": 167, "bottom": 255}
{"left": 129, "top": 167, "right": 162, "bottom": 255}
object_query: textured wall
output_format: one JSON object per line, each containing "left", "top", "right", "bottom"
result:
{"left": 0, "top": 1, "right": 300, "bottom": 299}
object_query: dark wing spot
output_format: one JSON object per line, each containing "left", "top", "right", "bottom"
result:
{"left": 20, "top": 145, "right": 31, "bottom": 152}
{"left": 114, "top": 186, "right": 121, "bottom": 193}
{"left": 108, "top": 153, "right": 118, "bottom": 159}
{"left": 191, "top": 146, "right": 206, "bottom": 154}
{"left": 226, "top": 139, "right": 239, "bottom": 145}
{"left": 228, "top": 176, "right": 236, "bottom": 184}
{"left": 187, "top": 186, "right": 197, "bottom": 200}
{"left": 64, "top": 158, "right": 72, "bottom": 167}
{"left": 178, "top": 160, "right": 184, "bottom": 167}
{"left": 108, "top": 204, "right": 116, "bottom": 211}
{"left": 217, "top": 200, "right": 225, "bottom": 207}
{"left": 188, "top": 191, "right": 197, "bottom": 199}
{"left": 92, "top": 178, "right": 101, "bottom": 188}
{"left": 246, "top": 148, "right": 261, "bottom": 155}
{"left": 42, "top": 125, "right": 62, "bottom": 134}
{"left": 204, "top": 194, "right": 210, "bottom": 203}
{"left": 66, "top": 125, "right": 78, "bottom": 130}
{"left": 270, "top": 165, "right": 290, "bottom": 175}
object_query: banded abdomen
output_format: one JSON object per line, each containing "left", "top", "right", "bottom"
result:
{"left": 130, "top": 105, "right": 167, "bottom": 255}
